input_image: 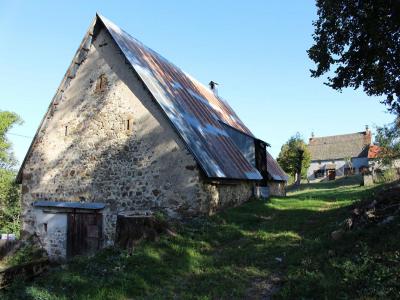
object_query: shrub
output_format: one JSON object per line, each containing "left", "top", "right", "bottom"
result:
{"left": 0, "top": 169, "right": 20, "bottom": 235}
{"left": 375, "top": 169, "right": 397, "bottom": 183}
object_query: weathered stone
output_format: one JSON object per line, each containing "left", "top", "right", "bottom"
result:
{"left": 362, "top": 174, "right": 374, "bottom": 186}
{"left": 19, "top": 27, "right": 254, "bottom": 261}
{"left": 331, "top": 229, "right": 344, "bottom": 240}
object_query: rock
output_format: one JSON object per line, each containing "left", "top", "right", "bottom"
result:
{"left": 344, "top": 218, "right": 353, "bottom": 229}
{"left": 328, "top": 249, "right": 335, "bottom": 257}
{"left": 365, "top": 210, "right": 375, "bottom": 219}
{"left": 331, "top": 229, "right": 344, "bottom": 240}
{"left": 380, "top": 216, "right": 395, "bottom": 225}
{"left": 362, "top": 175, "right": 374, "bottom": 186}
{"left": 368, "top": 200, "right": 378, "bottom": 209}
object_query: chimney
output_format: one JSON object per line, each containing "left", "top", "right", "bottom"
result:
{"left": 309, "top": 132, "right": 315, "bottom": 143}
{"left": 364, "top": 125, "right": 372, "bottom": 144}
{"left": 209, "top": 81, "right": 218, "bottom": 96}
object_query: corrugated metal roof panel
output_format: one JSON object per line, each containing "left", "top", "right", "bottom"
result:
{"left": 266, "top": 151, "right": 289, "bottom": 181}
{"left": 98, "top": 15, "right": 262, "bottom": 180}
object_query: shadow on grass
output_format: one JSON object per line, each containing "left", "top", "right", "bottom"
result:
{"left": 288, "top": 175, "right": 363, "bottom": 192}
{"left": 3, "top": 182, "right": 397, "bottom": 299}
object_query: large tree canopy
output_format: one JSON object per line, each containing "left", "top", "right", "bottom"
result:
{"left": 308, "top": 0, "right": 400, "bottom": 113}
{"left": 277, "top": 133, "right": 311, "bottom": 185}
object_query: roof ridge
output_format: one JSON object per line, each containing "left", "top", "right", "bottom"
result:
{"left": 311, "top": 131, "right": 366, "bottom": 140}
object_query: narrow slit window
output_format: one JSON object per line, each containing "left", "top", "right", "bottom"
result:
{"left": 126, "top": 119, "right": 133, "bottom": 131}
{"left": 65, "top": 126, "right": 68, "bottom": 136}
{"left": 95, "top": 74, "right": 108, "bottom": 92}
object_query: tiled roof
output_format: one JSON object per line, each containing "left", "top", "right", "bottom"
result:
{"left": 98, "top": 15, "right": 262, "bottom": 180}
{"left": 308, "top": 131, "right": 371, "bottom": 161}
{"left": 368, "top": 145, "right": 381, "bottom": 159}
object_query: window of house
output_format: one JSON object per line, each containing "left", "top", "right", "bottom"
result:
{"left": 344, "top": 167, "right": 355, "bottom": 176}
{"left": 314, "top": 169, "right": 325, "bottom": 178}
{"left": 359, "top": 166, "right": 370, "bottom": 175}
{"left": 126, "top": 119, "right": 133, "bottom": 131}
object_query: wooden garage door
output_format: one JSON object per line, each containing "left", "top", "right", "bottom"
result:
{"left": 67, "top": 212, "right": 102, "bottom": 258}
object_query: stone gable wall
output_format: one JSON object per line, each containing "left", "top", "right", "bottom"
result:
{"left": 20, "top": 28, "right": 253, "bottom": 260}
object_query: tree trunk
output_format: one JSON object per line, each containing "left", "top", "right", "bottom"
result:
{"left": 295, "top": 172, "right": 301, "bottom": 186}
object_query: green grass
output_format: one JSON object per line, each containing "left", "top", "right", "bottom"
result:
{"left": 3, "top": 179, "right": 400, "bottom": 299}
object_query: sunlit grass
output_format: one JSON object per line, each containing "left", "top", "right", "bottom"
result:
{"left": 2, "top": 179, "right": 399, "bottom": 299}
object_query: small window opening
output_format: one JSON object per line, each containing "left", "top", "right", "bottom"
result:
{"left": 65, "top": 126, "right": 68, "bottom": 136}
{"left": 95, "top": 74, "right": 108, "bottom": 92}
{"left": 126, "top": 119, "right": 133, "bottom": 131}
{"left": 43, "top": 223, "right": 47, "bottom": 233}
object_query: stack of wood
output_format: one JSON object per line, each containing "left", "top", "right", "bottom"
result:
{"left": 115, "top": 211, "right": 176, "bottom": 251}
{"left": 332, "top": 183, "right": 400, "bottom": 240}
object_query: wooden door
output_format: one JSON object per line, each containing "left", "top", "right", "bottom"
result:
{"left": 67, "top": 212, "right": 102, "bottom": 258}
{"left": 328, "top": 170, "right": 336, "bottom": 180}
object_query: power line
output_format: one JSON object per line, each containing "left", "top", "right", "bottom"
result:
{"left": 7, "top": 132, "right": 33, "bottom": 139}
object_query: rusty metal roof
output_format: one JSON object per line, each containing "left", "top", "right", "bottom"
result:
{"left": 98, "top": 15, "right": 262, "bottom": 180}
{"left": 266, "top": 151, "right": 289, "bottom": 181}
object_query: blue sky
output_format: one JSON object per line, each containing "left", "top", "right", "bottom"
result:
{"left": 0, "top": 0, "right": 395, "bottom": 166}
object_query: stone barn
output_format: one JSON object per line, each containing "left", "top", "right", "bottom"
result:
{"left": 16, "top": 14, "right": 287, "bottom": 260}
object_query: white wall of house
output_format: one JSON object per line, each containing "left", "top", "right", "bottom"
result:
{"left": 307, "top": 157, "right": 369, "bottom": 180}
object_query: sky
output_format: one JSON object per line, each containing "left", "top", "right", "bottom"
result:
{"left": 0, "top": 0, "right": 395, "bottom": 167}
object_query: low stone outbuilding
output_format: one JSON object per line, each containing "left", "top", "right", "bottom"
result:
{"left": 16, "top": 14, "right": 287, "bottom": 260}
{"left": 266, "top": 152, "right": 288, "bottom": 196}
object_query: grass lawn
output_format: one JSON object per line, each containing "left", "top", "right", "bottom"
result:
{"left": 3, "top": 177, "right": 400, "bottom": 299}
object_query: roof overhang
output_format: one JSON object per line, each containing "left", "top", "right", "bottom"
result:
{"left": 33, "top": 201, "right": 105, "bottom": 210}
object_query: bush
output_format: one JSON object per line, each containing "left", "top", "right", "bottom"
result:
{"left": 0, "top": 169, "right": 20, "bottom": 235}
{"left": 375, "top": 169, "right": 397, "bottom": 183}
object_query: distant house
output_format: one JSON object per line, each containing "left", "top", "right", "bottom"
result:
{"left": 16, "top": 14, "right": 287, "bottom": 260}
{"left": 307, "top": 127, "right": 372, "bottom": 181}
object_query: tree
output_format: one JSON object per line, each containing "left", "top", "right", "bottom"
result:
{"left": 375, "top": 118, "right": 400, "bottom": 165}
{"left": 0, "top": 111, "right": 23, "bottom": 235}
{"left": 277, "top": 133, "right": 311, "bottom": 186}
{"left": 308, "top": 0, "right": 400, "bottom": 114}
{"left": 344, "top": 156, "right": 354, "bottom": 176}
{"left": 0, "top": 111, "right": 22, "bottom": 169}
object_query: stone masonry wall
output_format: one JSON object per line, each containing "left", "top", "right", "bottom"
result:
{"left": 267, "top": 181, "right": 286, "bottom": 197}
{"left": 20, "top": 28, "right": 253, "bottom": 259}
